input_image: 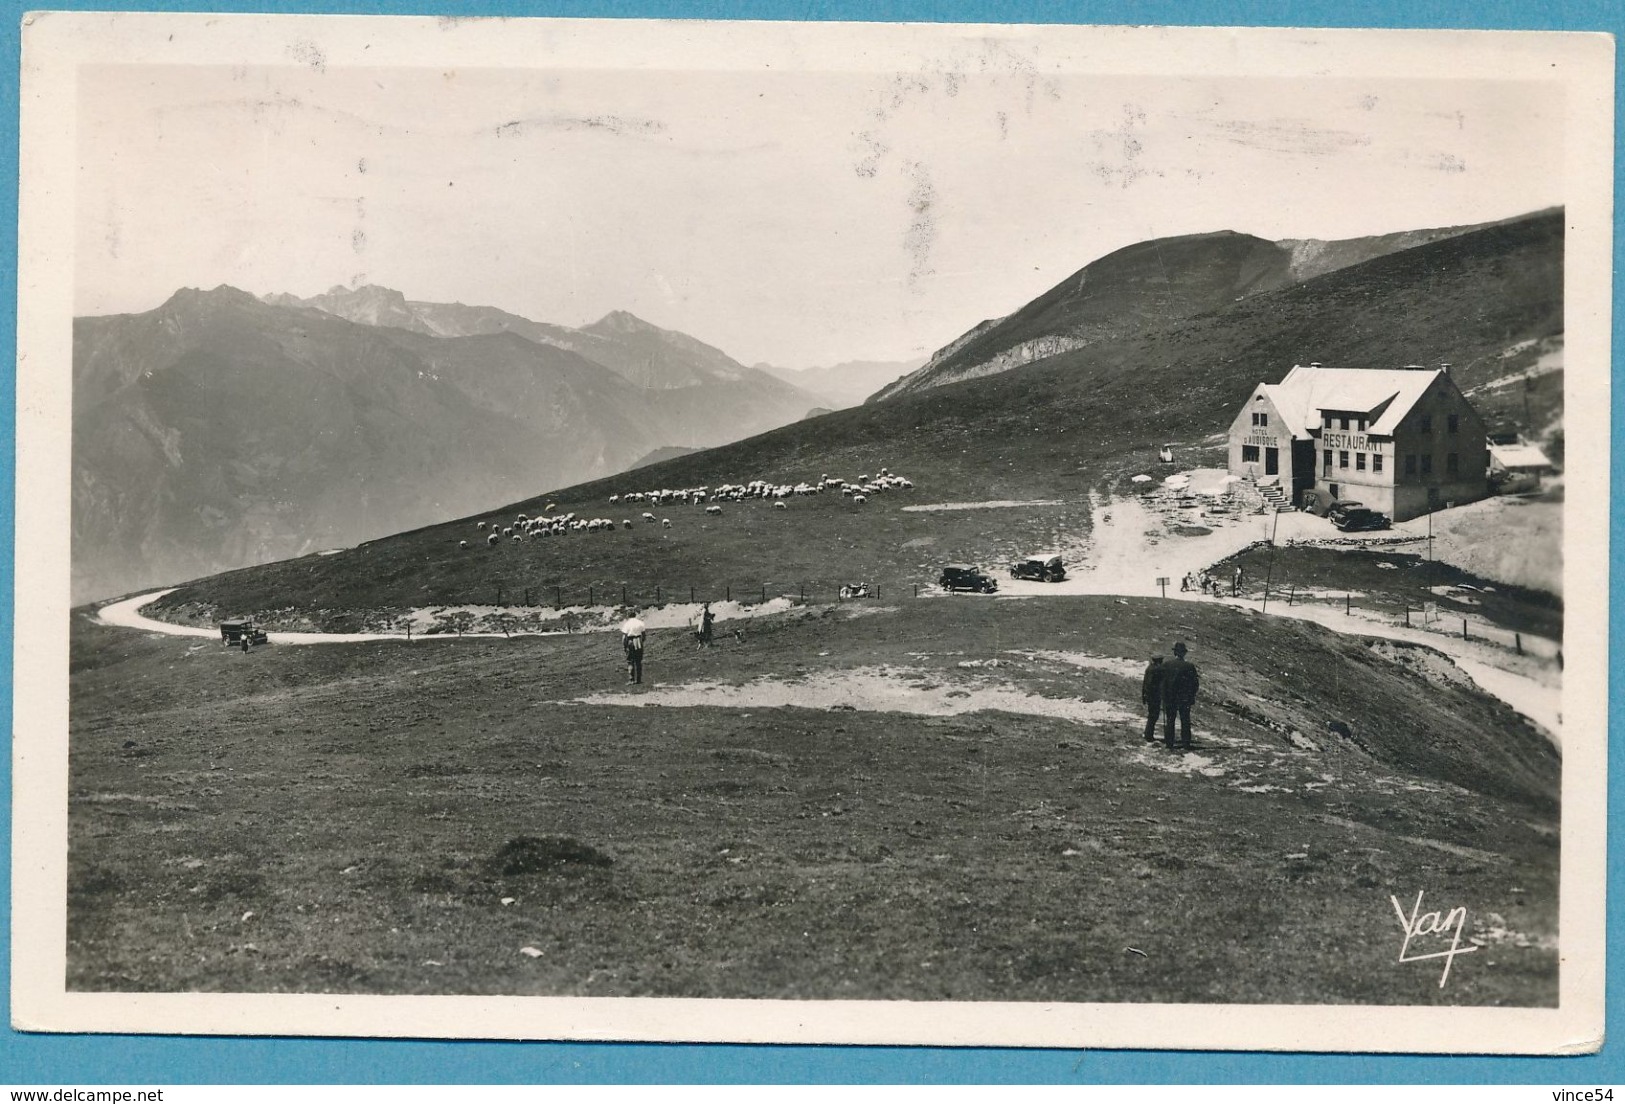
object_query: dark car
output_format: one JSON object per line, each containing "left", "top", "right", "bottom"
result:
{"left": 219, "top": 618, "right": 270, "bottom": 646}
{"left": 1011, "top": 554, "right": 1067, "bottom": 582}
{"left": 1332, "top": 508, "right": 1391, "bottom": 532}
{"left": 939, "top": 564, "right": 999, "bottom": 593}
{"left": 1326, "top": 500, "right": 1367, "bottom": 524}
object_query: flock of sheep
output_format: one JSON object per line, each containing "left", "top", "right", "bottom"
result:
{"left": 458, "top": 468, "right": 914, "bottom": 549}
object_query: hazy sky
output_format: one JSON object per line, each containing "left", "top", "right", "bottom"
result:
{"left": 76, "top": 63, "right": 1563, "bottom": 366}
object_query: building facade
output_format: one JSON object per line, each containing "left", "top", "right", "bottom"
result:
{"left": 1227, "top": 364, "right": 1488, "bottom": 522}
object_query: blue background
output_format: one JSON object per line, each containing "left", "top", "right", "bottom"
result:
{"left": 3, "top": 0, "right": 1617, "bottom": 1085}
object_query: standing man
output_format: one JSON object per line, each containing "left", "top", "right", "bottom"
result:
{"left": 1140, "top": 654, "right": 1165, "bottom": 741}
{"left": 621, "top": 615, "right": 647, "bottom": 684}
{"left": 1232, "top": 565, "right": 1244, "bottom": 596}
{"left": 1161, "top": 641, "right": 1200, "bottom": 750}
{"left": 699, "top": 603, "right": 716, "bottom": 647}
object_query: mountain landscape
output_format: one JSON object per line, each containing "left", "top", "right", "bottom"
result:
{"left": 71, "top": 288, "right": 827, "bottom": 603}
{"left": 73, "top": 206, "right": 1567, "bottom": 1010}
{"left": 874, "top": 212, "right": 1551, "bottom": 402}
{"left": 139, "top": 208, "right": 1562, "bottom": 621}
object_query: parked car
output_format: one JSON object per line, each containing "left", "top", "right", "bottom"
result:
{"left": 1011, "top": 554, "right": 1067, "bottom": 582}
{"left": 1332, "top": 508, "right": 1391, "bottom": 532}
{"left": 219, "top": 618, "right": 270, "bottom": 647}
{"left": 939, "top": 564, "right": 999, "bottom": 593}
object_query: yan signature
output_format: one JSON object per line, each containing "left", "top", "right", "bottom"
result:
{"left": 1390, "top": 889, "right": 1478, "bottom": 987}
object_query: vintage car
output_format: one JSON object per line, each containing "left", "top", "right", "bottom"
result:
{"left": 219, "top": 618, "right": 270, "bottom": 647}
{"left": 1326, "top": 500, "right": 1368, "bottom": 524}
{"left": 1011, "top": 554, "right": 1067, "bottom": 582}
{"left": 1332, "top": 507, "right": 1392, "bottom": 532}
{"left": 939, "top": 564, "right": 999, "bottom": 593}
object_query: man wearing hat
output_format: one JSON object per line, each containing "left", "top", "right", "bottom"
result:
{"left": 1160, "top": 641, "right": 1200, "bottom": 750}
{"left": 1140, "top": 653, "right": 1165, "bottom": 741}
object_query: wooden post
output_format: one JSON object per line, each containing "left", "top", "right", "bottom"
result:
{"left": 1515, "top": 632, "right": 1523, "bottom": 654}
{"left": 690, "top": 587, "right": 695, "bottom": 603}
{"left": 622, "top": 585, "right": 627, "bottom": 606}
{"left": 589, "top": 585, "right": 594, "bottom": 606}
{"left": 762, "top": 584, "right": 767, "bottom": 603}
{"left": 1462, "top": 618, "right": 1469, "bottom": 640}
{"left": 496, "top": 586, "right": 503, "bottom": 605}
{"left": 1346, "top": 593, "right": 1351, "bottom": 615}
{"left": 726, "top": 585, "right": 731, "bottom": 602}
{"left": 1290, "top": 585, "right": 1295, "bottom": 606}
{"left": 1404, "top": 605, "right": 1410, "bottom": 627}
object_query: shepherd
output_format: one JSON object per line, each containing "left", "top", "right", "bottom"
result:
{"left": 621, "top": 616, "right": 647, "bottom": 684}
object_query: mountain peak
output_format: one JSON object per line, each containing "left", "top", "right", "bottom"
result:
{"left": 585, "top": 309, "right": 662, "bottom": 335}
{"left": 161, "top": 284, "right": 261, "bottom": 311}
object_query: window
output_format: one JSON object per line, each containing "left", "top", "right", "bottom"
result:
{"left": 1421, "top": 414, "right": 1433, "bottom": 433}
{"left": 1357, "top": 417, "right": 1367, "bottom": 431}
{"left": 1258, "top": 412, "right": 1268, "bottom": 427}
{"left": 1323, "top": 414, "right": 1333, "bottom": 428}
{"left": 1405, "top": 454, "right": 1417, "bottom": 475}
{"left": 1446, "top": 452, "right": 1458, "bottom": 474}
{"left": 1448, "top": 414, "right": 1459, "bottom": 434}
{"left": 1323, "top": 449, "right": 1332, "bottom": 471}
{"left": 1339, "top": 450, "right": 1349, "bottom": 469}
{"left": 1373, "top": 454, "right": 1384, "bottom": 474}
{"left": 1242, "top": 444, "right": 1260, "bottom": 462}
{"left": 1421, "top": 454, "right": 1433, "bottom": 475}
{"left": 1340, "top": 416, "right": 1350, "bottom": 430}
{"left": 1356, "top": 453, "right": 1366, "bottom": 471}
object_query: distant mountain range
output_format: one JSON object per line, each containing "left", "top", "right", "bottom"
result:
{"left": 72, "top": 286, "right": 826, "bottom": 602}
{"left": 875, "top": 212, "right": 1554, "bottom": 401}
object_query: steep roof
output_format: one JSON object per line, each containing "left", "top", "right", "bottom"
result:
{"left": 1259, "top": 365, "right": 1447, "bottom": 440}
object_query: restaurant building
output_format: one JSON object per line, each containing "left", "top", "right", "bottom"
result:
{"left": 1227, "top": 363, "right": 1488, "bottom": 521}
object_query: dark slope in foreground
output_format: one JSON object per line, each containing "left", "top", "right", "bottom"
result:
{"left": 148, "top": 209, "right": 1562, "bottom": 619}
{"left": 70, "top": 595, "right": 1557, "bottom": 1001}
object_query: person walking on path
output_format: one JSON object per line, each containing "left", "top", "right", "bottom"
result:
{"left": 1232, "top": 565, "right": 1244, "bottom": 596}
{"left": 1140, "top": 654, "right": 1166, "bottom": 741}
{"left": 1161, "top": 641, "right": 1200, "bottom": 750}
{"left": 621, "top": 616, "right": 647, "bottom": 684}
{"left": 699, "top": 603, "right": 716, "bottom": 647}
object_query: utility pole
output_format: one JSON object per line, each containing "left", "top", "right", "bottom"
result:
{"left": 1261, "top": 506, "right": 1282, "bottom": 613}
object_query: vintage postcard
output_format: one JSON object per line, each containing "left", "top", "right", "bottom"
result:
{"left": 12, "top": 13, "right": 1612, "bottom": 1051}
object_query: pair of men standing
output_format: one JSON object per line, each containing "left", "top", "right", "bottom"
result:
{"left": 1141, "top": 641, "right": 1199, "bottom": 749}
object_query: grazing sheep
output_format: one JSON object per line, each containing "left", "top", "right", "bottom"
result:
{"left": 623, "top": 519, "right": 633, "bottom": 529}
{"left": 487, "top": 533, "right": 499, "bottom": 546}
{"left": 477, "top": 521, "right": 487, "bottom": 531}
{"left": 706, "top": 505, "right": 723, "bottom": 515}
{"left": 853, "top": 494, "right": 867, "bottom": 504}
{"left": 662, "top": 518, "right": 672, "bottom": 528}
{"left": 459, "top": 540, "right": 469, "bottom": 549}
{"left": 643, "top": 512, "right": 657, "bottom": 522}
{"left": 774, "top": 500, "right": 787, "bottom": 509}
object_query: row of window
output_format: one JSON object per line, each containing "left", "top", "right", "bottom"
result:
{"left": 1250, "top": 412, "right": 1269, "bottom": 427}
{"left": 1318, "top": 412, "right": 1460, "bottom": 433}
{"left": 1322, "top": 450, "right": 1460, "bottom": 475}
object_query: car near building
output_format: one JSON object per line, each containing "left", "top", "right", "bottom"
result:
{"left": 1227, "top": 362, "right": 1488, "bottom": 522}
{"left": 1332, "top": 507, "right": 1391, "bottom": 532}
{"left": 939, "top": 564, "right": 999, "bottom": 593}
{"left": 1011, "top": 554, "right": 1067, "bottom": 582}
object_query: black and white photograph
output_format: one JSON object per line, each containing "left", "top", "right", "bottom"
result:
{"left": 13, "top": 14, "right": 1611, "bottom": 1051}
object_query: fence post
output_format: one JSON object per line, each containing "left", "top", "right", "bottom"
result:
{"left": 726, "top": 585, "right": 731, "bottom": 602}
{"left": 1404, "top": 605, "right": 1410, "bottom": 627}
{"left": 1462, "top": 618, "right": 1469, "bottom": 640}
{"left": 523, "top": 587, "right": 531, "bottom": 606}
{"left": 762, "top": 584, "right": 767, "bottom": 603}
{"left": 657, "top": 586, "right": 662, "bottom": 604}
{"left": 622, "top": 585, "right": 627, "bottom": 606}
{"left": 690, "top": 587, "right": 695, "bottom": 603}
{"left": 1289, "top": 585, "right": 1295, "bottom": 606}
{"left": 589, "top": 585, "right": 594, "bottom": 606}
{"left": 800, "top": 584, "right": 805, "bottom": 602}
{"left": 1345, "top": 593, "right": 1351, "bottom": 615}
{"left": 1515, "top": 632, "right": 1523, "bottom": 655}
{"left": 496, "top": 586, "right": 503, "bottom": 605}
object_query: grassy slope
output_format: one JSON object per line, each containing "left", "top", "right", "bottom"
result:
{"left": 145, "top": 211, "right": 1562, "bottom": 622}
{"left": 69, "top": 596, "right": 1556, "bottom": 1003}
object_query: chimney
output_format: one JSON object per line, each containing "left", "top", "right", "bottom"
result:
{"left": 1404, "top": 364, "right": 1425, "bottom": 371}
{"left": 1309, "top": 361, "right": 1323, "bottom": 369}
{"left": 1440, "top": 362, "right": 1451, "bottom": 375}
